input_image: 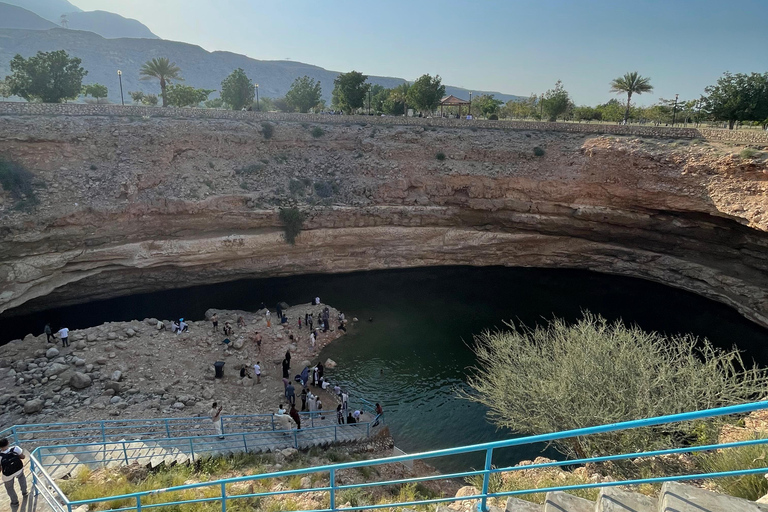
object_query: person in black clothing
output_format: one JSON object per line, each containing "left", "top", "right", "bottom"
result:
{"left": 317, "top": 363, "right": 324, "bottom": 382}
{"left": 285, "top": 349, "right": 291, "bottom": 366}
{"left": 301, "top": 388, "right": 308, "bottom": 411}
{"left": 346, "top": 412, "right": 356, "bottom": 424}
{"left": 289, "top": 405, "right": 301, "bottom": 429}
{"left": 276, "top": 303, "right": 283, "bottom": 319}
{"left": 336, "top": 404, "right": 344, "bottom": 424}
{"left": 282, "top": 358, "right": 290, "bottom": 380}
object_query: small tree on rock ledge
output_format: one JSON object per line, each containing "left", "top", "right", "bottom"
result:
{"left": 279, "top": 207, "right": 306, "bottom": 245}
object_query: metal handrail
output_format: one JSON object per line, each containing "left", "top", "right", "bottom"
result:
{"left": 60, "top": 401, "right": 768, "bottom": 512}
{"left": 29, "top": 452, "right": 69, "bottom": 512}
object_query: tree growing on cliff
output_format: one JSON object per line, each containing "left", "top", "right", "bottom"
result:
{"left": 162, "top": 84, "right": 214, "bottom": 108}
{"left": 464, "top": 312, "right": 768, "bottom": 460}
{"left": 139, "top": 57, "right": 183, "bottom": 108}
{"left": 331, "top": 71, "right": 370, "bottom": 114}
{"left": 5, "top": 50, "right": 87, "bottom": 103}
{"left": 285, "top": 75, "right": 322, "bottom": 113}
{"left": 220, "top": 68, "right": 255, "bottom": 110}
{"left": 82, "top": 83, "right": 108, "bottom": 104}
{"left": 610, "top": 72, "right": 653, "bottom": 123}
{"left": 540, "top": 80, "right": 572, "bottom": 121}
{"left": 407, "top": 74, "right": 445, "bottom": 115}
{"left": 703, "top": 72, "right": 768, "bottom": 129}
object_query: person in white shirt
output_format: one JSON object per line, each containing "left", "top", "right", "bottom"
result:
{"left": 0, "top": 438, "right": 27, "bottom": 506}
{"left": 57, "top": 327, "right": 70, "bottom": 347}
{"left": 253, "top": 362, "right": 261, "bottom": 384}
{"left": 209, "top": 402, "right": 224, "bottom": 439}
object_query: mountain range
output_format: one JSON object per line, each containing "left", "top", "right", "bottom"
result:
{"left": 0, "top": 1, "right": 521, "bottom": 105}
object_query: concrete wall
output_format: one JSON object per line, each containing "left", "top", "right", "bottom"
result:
{"left": 2, "top": 101, "right": 768, "bottom": 144}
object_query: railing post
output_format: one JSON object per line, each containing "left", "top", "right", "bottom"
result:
{"left": 165, "top": 419, "right": 171, "bottom": 439}
{"left": 294, "top": 430, "right": 298, "bottom": 449}
{"left": 329, "top": 469, "right": 336, "bottom": 512}
{"left": 221, "top": 482, "right": 227, "bottom": 512}
{"left": 311, "top": 413, "right": 315, "bottom": 428}
{"left": 220, "top": 418, "right": 226, "bottom": 436}
{"left": 11, "top": 426, "right": 18, "bottom": 445}
{"left": 123, "top": 441, "right": 129, "bottom": 465}
{"left": 479, "top": 448, "right": 493, "bottom": 512}
{"left": 30, "top": 457, "right": 37, "bottom": 496}
{"left": 242, "top": 433, "right": 248, "bottom": 453}
{"left": 136, "top": 495, "right": 142, "bottom": 512}
{"left": 271, "top": 415, "right": 275, "bottom": 431}
{"left": 334, "top": 426, "right": 337, "bottom": 442}
{"left": 367, "top": 423, "right": 370, "bottom": 437}
{"left": 189, "top": 438, "right": 195, "bottom": 461}
{"left": 100, "top": 421, "right": 106, "bottom": 443}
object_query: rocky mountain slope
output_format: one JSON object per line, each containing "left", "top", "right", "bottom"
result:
{"left": 0, "top": 28, "right": 521, "bottom": 104}
{"left": 0, "top": 2, "right": 56, "bottom": 30}
{"left": 0, "top": 113, "right": 766, "bottom": 330}
{"left": 2, "top": 0, "right": 80, "bottom": 21}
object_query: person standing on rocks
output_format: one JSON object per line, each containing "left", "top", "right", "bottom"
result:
{"left": 209, "top": 402, "right": 224, "bottom": 439}
{"left": 253, "top": 361, "right": 261, "bottom": 384}
{"left": 265, "top": 309, "right": 271, "bottom": 328}
{"left": 289, "top": 404, "right": 301, "bottom": 429}
{"left": 44, "top": 323, "right": 53, "bottom": 343}
{"left": 282, "top": 358, "right": 290, "bottom": 379}
{"left": 285, "top": 382, "right": 296, "bottom": 406}
{"left": 57, "top": 326, "right": 70, "bottom": 347}
{"left": 276, "top": 303, "right": 283, "bottom": 320}
{"left": 336, "top": 404, "right": 344, "bottom": 424}
{"left": 211, "top": 313, "right": 219, "bottom": 333}
{"left": 252, "top": 331, "right": 262, "bottom": 353}
{"left": 0, "top": 438, "right": 27, "bottom": 507}
{"left": 285, "top": 349, "right": 291, "bottom": 367}
{"left": 300, "top": 387, "right": 308, "bottom": 411}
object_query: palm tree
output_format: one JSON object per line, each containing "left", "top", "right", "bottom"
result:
{"left": 610, "top": 72, "right": 653, "bottom": 123}
{"left": 139, "top": 58, "right": 183, "bottom": 107}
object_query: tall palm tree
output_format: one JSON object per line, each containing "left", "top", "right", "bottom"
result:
{"left": 610, "top": 72, "right": 653, "bottom": 123}
{"left": 139, "top": 57, "right": 183, "bottom": 107}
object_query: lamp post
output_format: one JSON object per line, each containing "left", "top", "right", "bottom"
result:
{"left": 540, "top": 92, "right": 544, "bottom": 119}
{"left": 468, "top": 91, "right": 472, "bottom": 119}
{"left": 671, "top": 93, "right": 679, "bottom": 127}
{"left": 117, "top": 70, "right": 124, "bottom": 106}
{"left": 255, "top": 84, "right": 259, "bottom": 111}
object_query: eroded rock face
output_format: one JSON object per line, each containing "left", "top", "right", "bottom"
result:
{"left": 0, "top": 116, "right": 767, "bottom": 326}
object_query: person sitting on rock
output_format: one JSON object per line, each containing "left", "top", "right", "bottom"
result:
{"left": 172, "top": 320, "right": 180, "bottom": 333}
{"left": 239, "top": 365, "right": 252, "bottom": 381}
{"left": 237, "top": 316, "right": 246, "bottom": 328}
{"left": 223, "top": 322, "right": 233, "bottom": 336}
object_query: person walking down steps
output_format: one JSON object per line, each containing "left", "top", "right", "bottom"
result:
{"left": 0, "top": 437, "right": 27, "bottom": 507}
{"left": 209, "top": 402, "right": 224, "bottom": 439}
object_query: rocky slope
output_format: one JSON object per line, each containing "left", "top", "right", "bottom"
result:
{"left": 0, "top": 115, "right": 767, "bottom": 329}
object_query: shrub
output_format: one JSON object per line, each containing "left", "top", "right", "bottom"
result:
{"left": 740, "top": 148, "right": 761, "bottom": 159}
{"left": 279, "top": 207, "right": 306, "bottom": 245}
{"left": 533, "top": 146, "right": 545, "bottom": 157}
{"left": 0, "top": 157, "right": 37, "bottom": 206}
{"left": 90, "top": 164, "right": 98, "bottom": 170}
{"left": 488, "top": 114, "right": 499, "bottom": 120}
{"left": 289, "top": 179, "right": 306, "bottom": 196}
{"left": 464, "top": 312, "right": 768, "bottom": 460}
{"left": 435, "top": 151, "right": 446, "bottom": 161}
{"left": 311, "top": 126, "right": 325, "bottom": 138}
{"left": 235, "top": 163, "right": 266, "bottom": 175}
{"left": 313, "top": 181, "right": 337, "bottom": 198}
{"left": 697, "top": 438, "right": 768, "bottom": 500}
{"left": 261, "top": 122, "right": 274, "bottom": 140}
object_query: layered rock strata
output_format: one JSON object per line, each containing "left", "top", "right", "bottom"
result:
{"left": 0, "top": 115, "right": 767, "bottom": 326}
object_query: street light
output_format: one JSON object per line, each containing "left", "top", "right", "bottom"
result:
{"left": 672, "top": 93, "right": 679, "bottom": 127}
{"left": 255, "top": 84, "right": 259, "bottom": 111}
{"left": 117, "top": 70, "right": 124, "bottom": 106}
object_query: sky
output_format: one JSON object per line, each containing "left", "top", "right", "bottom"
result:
{"left": 69, "top": 0, "right": 768, "bottom": 106}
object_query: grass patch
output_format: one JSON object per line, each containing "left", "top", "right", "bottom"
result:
{"left": 533, "top": 146, "right": 545, "bottom": 157}
{"left": 279, "top": 207, "right": 306, "bottom": 245}
{"left": 311, "top": 126, "right": 325, "bottom": 138}
{"left": 261, "top": 122, "right": 274, "bottom": 140}
{"left": 435, "top": 151, "right": 446, "bottom": 161}
{"left": 465, "top": 467, "right": 597, "bottom": 505}
{"left": 0, "top": 156, "right": 37, "bottom": 207}
{"left": 697, "top": 437, "right": 768, "bottom": 500}
{"left": 740, "top": 148, "right": 762, "bottom": 159}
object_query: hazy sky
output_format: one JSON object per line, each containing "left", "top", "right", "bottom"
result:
{"left": 69, "top": 0, "right": 768, "bottom": 106}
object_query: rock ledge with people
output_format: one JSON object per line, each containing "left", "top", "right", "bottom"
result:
{"left": 0, "top": 301, "right": 355, "bottom": 430}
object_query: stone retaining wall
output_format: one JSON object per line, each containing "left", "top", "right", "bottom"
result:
{"left": 2, "top": 101, "right": 768, "bottom": 144}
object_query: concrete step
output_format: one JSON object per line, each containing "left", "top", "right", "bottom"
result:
{"left": 543, "top": 491, "right": 594, "bottom": 512}
{"left": 659, "top": 481, "right": 768, "bottom": 512}
{"left": 505, "top": 496, "right": 544, "bottom": 511}
{"left": 597, "top": 487, "right": 656, "bottom": 512}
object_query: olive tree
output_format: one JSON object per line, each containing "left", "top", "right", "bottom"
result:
{"left": 464, "top": 312, "right": 768, "bottom": 459}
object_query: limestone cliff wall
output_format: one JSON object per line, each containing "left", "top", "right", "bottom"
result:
{"left": 0, "top": 114, "right": 767, "bottom": 326}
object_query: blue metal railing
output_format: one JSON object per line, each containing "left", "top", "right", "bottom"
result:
{"left": 28, "top": 400, "right": 768, "bottom": 512}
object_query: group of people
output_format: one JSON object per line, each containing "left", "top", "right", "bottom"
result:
{"left": 43, "top": 323, "right": 70, "bottom": 347}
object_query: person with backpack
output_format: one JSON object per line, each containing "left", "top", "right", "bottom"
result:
{"left": 44, "top": 323, "right": 53, "bottom": 343}
{"left": 0, "top": 438, "right": 27, "bottom": 506}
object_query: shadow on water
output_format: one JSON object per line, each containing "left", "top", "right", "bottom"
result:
{"left": 2, "top": 266, "right": 768, "bottom": 471}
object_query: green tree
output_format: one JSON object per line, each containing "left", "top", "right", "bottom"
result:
{"left": 369, "top": 84, "right": 390, "bottom": 113}
{"left": 407, "top": 74, "right": 445, "bottom": 114}
{"left": 703, "top": 72, "right": 768, "bottom": 129}
{"left": 220, "top": 68, "right": 255, "bottom": 110}
{"left": 465, "top": 312, "right": 768, "bottom": 460}
{"left": 541, "top": 80, "right": 572, "bottom": 121}
{"left": 129, "top": 91, "right": 145, "bottom": 104}
{"left": 139, "top": 57, "right": 183, "bottom": 107}
{"left": 285, "top": 75, "right": 322, "bottom": 113}
{"left": 82, "top": 83, "right": 108, "bottom": 103}
{"left": 595, "top": 99, "right": 626, "bottom": 123}
{"left": 384, "top": 82, "right": 410, "bottom": 115}
{"left": 472, "top": 94, "right": 503, "bottom": 117}
{"left": 573, "top": 105, "right": 598, "bottom": 122}
{"left": 610, "top": 71, "right": 654, "bottom": 123}
{"left": 162, "top": 84, "right": 213, "bottom": 107}
{"left": 0, "top": 79, "right": 11, "bottom": 98}
{"left": 501, "top": 95, "right": 538, "bottom": 119}
{"left": 271, "top": 97, "right": 291, "bottom": 112}
{"left": 204, "top": 97, "right": 225, "bottom": 109}
{"left": 5, "top": 50, "right": 87, "bottom": 103}
{"left": 143, "top": 94, "right": 158, "bottom": 106}
{"left": 331, "top": 70, "right": 370, "bottom": 114}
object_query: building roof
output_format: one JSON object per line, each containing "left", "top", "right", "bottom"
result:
{"left": 440, "top": 95, "right": 470, "bottom": 106}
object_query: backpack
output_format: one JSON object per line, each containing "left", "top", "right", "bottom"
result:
{"left": 1, "top": 449, "right": 23, "bottom": 476}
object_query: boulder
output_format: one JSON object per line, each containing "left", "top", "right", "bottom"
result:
{"left": 86, "top": 333, "right": 98, "bottom": 342}
{"left": 0, "top": 394, "right": 12, "bottom": 405}
{"left": 23, "top": 399, "right": 44, "bottom": 414}
{"left": 44, "top": 363, "right": 68, "bottom": 377}
{"left": 125, "top": 328, "right": 136, "bottom": 338}
{"left": 74, "top": 358, "right": 86, "bottom": 367}
{"left": 107, "top": 332, "right": 117, "bottom": 340}
{"left": 111, "top": 370, "right": 122, "bottom": 381}
{"left": 232, "top": 337, "right": 245, "bottom": 350}
{"left": 46, "top": 347, "right": 59, "bottom": 359}
{"left": 300, "top": 476, "right": 312, "bottom": 489}
{"left": 324, "top": 358, "right": 338, "bottom": 369}
{"left": 69, "top": 372, "right": 92, "bottom": 389}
